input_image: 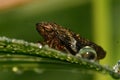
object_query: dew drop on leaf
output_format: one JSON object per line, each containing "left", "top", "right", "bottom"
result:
{"left": 12, "top": 66, "right": 23, "bottom": 74}
{"left": 76, "top": 46, "right": 97, "bottom": 61}
{"left": 34, "top": 68, "right": 45, "bottom": 74}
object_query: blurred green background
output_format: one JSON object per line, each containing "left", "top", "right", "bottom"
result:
{"left": 0, "top": 0, "right": 120, "bottom": 80}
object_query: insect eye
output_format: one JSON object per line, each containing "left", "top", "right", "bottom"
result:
{"left": 76, "top": 46, "right": 97, "bottom": 61}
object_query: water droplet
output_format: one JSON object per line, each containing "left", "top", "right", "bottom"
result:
{"left": 6, "top": 54, "right": 11, "bottom": 57}
{"left": 113, "top": 60, "right": 120, "bottom": 74}
{"left": 60, "top": 57, "right": 64, "bottom": 60}
{"left": 96, "top": 67, "right": 101, "bottom": 71}
{"left": 34, "top": 68, "right": 45, "bottom": 74}
{"left": 66, "top": 55, "right": 72, "bottom": 61}
{"left": 89, "top": 64, "right": 94, "bottom": 68}
{"left": 54, "top": 55, "right": 59, "bottom": 58}
{"left": 37, "top": 43, "right": 42, "bottom": 49}
{"left": 82, "top": 61, "right": 87, "bottom": 65}
{"left": 76, "top": 46, "right": 97, "bottom": 61}
{"left": 102, "top": 69, "right": 107, "bottom": 74}
{"left": 12, "top": 66, "right": 23, "bottom": 74}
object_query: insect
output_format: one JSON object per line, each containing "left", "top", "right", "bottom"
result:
{"left": 36, "top": 22, "right": 106, "bottom": 61}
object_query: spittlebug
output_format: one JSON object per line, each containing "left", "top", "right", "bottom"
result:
{"left": 36, "top": 22, "right": 106, "bottom": 61}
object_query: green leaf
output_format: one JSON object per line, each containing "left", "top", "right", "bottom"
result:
{"left": 0, "top": 36, "right": 119, "bottom": 79}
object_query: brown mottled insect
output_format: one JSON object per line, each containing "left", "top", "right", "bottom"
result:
{"left": 36, "top": 22, "right": 106, "bottom": 61}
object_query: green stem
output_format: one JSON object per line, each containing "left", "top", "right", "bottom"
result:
{"left": 92, "top": 0, "right": 113, "bottom": 79}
